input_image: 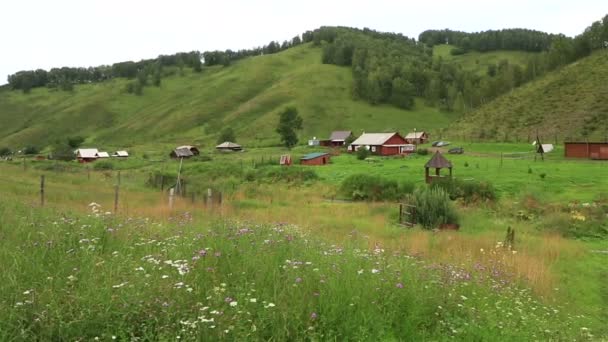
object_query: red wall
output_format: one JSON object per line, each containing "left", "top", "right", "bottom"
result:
{"left": 301, "top": 155, "right": 330, "bottom": 165}
{"left": 565, "top": 143, "right": 608, "bottom": 159}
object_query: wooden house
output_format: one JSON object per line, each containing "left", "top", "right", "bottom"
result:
{"left": 348, "top": 132, "right": 411, "bottom": 156}
{"left": 404, "top": 131, "right": 429, "bottom": 144}
{"left": 321, "top": 131, "right": 353, "bottom": 147}
{"left": 75, "top": 148, "right": 99, "bottom": 163}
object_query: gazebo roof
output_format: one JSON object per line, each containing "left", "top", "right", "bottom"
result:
{"left": 425, "top": 151, "right": 453, "bottom": 169}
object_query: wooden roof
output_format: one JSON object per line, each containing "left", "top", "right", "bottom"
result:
{"left": 425, "top": 151, "right": 452, "bottom": 169}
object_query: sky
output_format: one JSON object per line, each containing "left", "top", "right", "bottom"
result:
{"left": 1, "top": 0, "right": 606, "bottom": 84}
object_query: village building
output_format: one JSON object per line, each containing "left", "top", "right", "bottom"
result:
{"left": 300, "top": 152, "right": 331, "bottom": 165}
{"left": 404, "top": 131, "right": 429, "bottom": 144}
{"left": 348, "top": 132, "right": 413, "bottom": 156}
{"left": 96, "top": 152, "right": 110, "bottom": 158}
{"left": 424, "top": 151, "right": 453, "bottom": 184}
{"left": 113, "top": 151, "right": 129, "bottom": 158}
{"left": 177, "top": 145, "right": 200, "bottom": 155}
{"left": 320, "top": 131, "right": 353, "bottom": 147}
{"left": 308, "top": 137, "right": 320, "bottom": 146}
{"left": 74, "top": 148, "right": 99, "bottom": 163}
{"left": 216, "top": 141, "right": 242, "bottom": 152}
{"left": 170, "top": 147, "right": 194, "bottom": 159}
{"left": 564, "top": 142, "right": 608, "bottom": 160}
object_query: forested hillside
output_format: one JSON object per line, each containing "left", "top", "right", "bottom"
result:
{"left": 450, "top": 49, "right": 608, "bottom": 141}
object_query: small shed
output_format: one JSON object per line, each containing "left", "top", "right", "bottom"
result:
{"left": 280, "top": 154, "right": 292, "bottom": 166}
{"left": 113, "top": 151, "right": 129, "bottom": 158}
{"left": 96, "top": 152, "right": 110, "bottom": 158}
{"left": 216, "top": 141, "right": 242, "bottom": 152}
{"left": 564, "top": 142, "right": 608, "bottom": 160}
{"left": 425, "top": 151, "right": 453, "bottom": 184}
{"left": 75, "top": 148, "right": 99, "bottom": 163}
{"left": 405, "top": 131, "right": 429, "bottom": 144}
{"left": 321, "top": 131, "right": 353, "bottom": 147}
{"left": 170, "top": 147, "right": 194, "bottom": 159}
{"left": 176, "top": 145, "right": 200, "bottom": 155}
{"left": 300, "top": 152, "right": 330, "bottom": 166}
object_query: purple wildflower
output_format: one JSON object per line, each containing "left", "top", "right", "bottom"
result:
{"left": 396, "top": 283, "right": 404, "bottom": 289}
{"left": 295, "top": 277, "right": 302, "bottom": 283}
{"left": 310, "top": 312, "right": 318, "bottom": 320}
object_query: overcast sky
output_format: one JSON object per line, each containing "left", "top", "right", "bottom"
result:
{"left": 1, "top": 0, "right": 606, "bottom": 84}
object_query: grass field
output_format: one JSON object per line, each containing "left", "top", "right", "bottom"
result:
{"left": 0, "top": 140, "right": 606, "bottom": 339}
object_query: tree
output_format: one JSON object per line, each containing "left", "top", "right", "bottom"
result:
{"left": 390, "top": 77, "right": 415, "bottom": 109}
{"left": 276, "top": 107, "right": 303, "bottom": 149}
{"left": 67, "top": 136, "right": 85, "bottom": 148}
{"left": 217, "top": 127, "right": 236, "bottom": 144}
{"left": 23, "top": 146, "right": 39, "bottom": 155}
{"left": 0, "top": 147, "right": 11, "bottom": 156}
{"left": 193, "top": 56, "right": 202, "bottom": 72}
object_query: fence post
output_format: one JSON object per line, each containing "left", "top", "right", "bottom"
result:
{"left": 40, "top": 175, "right": 45, "bottom": 207}
{"left": 399, "top": 203, "right": 403, "bottom": 224}
{"left": 191, "top": 192, "right": 195, "bottom": 204}
{"left": 23, "top": 157, "right": 26, "bottom": 171}
{"left": 207, "top": 188, "right": 213, "bottom": 209}
{"left": 169, "top": 188, "right": 175, "bottom": 209}
{"left": 218, "top": 191, "right": 222, "bottom": 206}
{"left": 160, "top": 175, "right": 165, "bottom": 191}
{"left": 114, "top": 185, "right": 119, "bottom": 214}
{"left": 117, "top": 171, "right": 121, "bottom": 186}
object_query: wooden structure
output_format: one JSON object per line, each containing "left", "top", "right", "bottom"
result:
{"left": 300, "top": 152, "right": 330, "bottom": 166}
{"left": 398, "top": 203, "right": 416, "bottom": 227}
{"left": 404, "top": 131, "right": 429, "bottom": 144}
{"left": 320, "top": 131, "right": 353, "bottom": 147}
{"left": 216, "top": 141, "right": 242, "bottom": 152}
{"left": 75, "top": 148, "right": 99, "bottom": 163}
{"left": 349, "top": 132, "right": 411, "bottom": 156}
{"left": 96, "top": 151, "right": 110, "bottom": 158}
{"left": 113, "top": 150, "right": 129, "bottom": 158}
{"left": 564, "top": 142, "right": 608, "bottom": 160}
{"left": 280, "top": 154, "right": 292, "bottom": 166}
{"left": 424, "top": 152, "right": 453, "bottom": 184}
{"left": 170, "top": 145, "right": 199, "bottom": 159}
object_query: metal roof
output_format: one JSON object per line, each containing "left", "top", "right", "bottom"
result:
{"left": 329, "top": 131, "right": 352, "bottom": 141}
{"left": 172, "top": 147, "right": 194, "bottom": 157}
{"left": 425, "top": 152, "right": 453, "bottom": 169}
{"left": 350, "top": 133, "right": 397, "bottom": 146}
{"left": 300, "top": 152, "right": 329, "bottom": 160}
{"left": 96, "top": 152, "right": 110, "bottom": 158}
{"left": 114, "top": 151, "right": 129, "bottom": 157}
{"left": 75, "top": 148, "right": 99, "bottom": 159}
{"left": 216, "top": 142, "right": 241, "bottom": 148}
{"left": 405, "top": 132, "right": 426, "bottom": 139}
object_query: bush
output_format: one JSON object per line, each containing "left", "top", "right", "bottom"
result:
{"left": 23, "top": 146, "right": 39, "bottom": 155}
{"left": 415, "top": 148, "right": 429, "bottom": 156}
{"left": 409, "top": 187, "right": 458, "bottom": 229}
{"left": 431, "top": 178, "right": 497, "bottom": 203}
{"left": 356, "top": 147, "right": 370, "bottom": 160}
{"left": 94, "top": 161, "right": 114, "bottom": 170}
{"left": 450, "top": 47, "right": 467, "bottom": 55}
{"left": 340, "top": 174, "right": 414, "bottom": 201}
{"left": 255, "top": 167, "right": 318, "bottom": 183}
{"left": 0, "top": 147, "right": 11, "bottom": 156}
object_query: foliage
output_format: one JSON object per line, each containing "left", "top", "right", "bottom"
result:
{"left": 93, "top": 161, "right": 114, "bottom": 170}
{"left": 431, "top": 178, "right": 497, "bottom": 203}
{"left": 409, "top": 187, "right": 459, "bottom": 228}
{"left": 276, "top": 107, "right": 303, "bottom": 149}
{"left": 340, "top": 174, "right": 414, "bottom": 201}
{"left": 356, "top": 147, "right": 370, "bottom": 160}
{"left": 415, "top": 148, "right": 429, "bottom": 156}
{"left": 252, "top": 167, "right": 318, "bottom": 184}
{"left": 23, "top": 146, "right": 39, "bottom": 155}
{"left": 0, "top": 147, "right": 11, "bottom": 156}
{"left": 217, "top": 127, "right": 236, "bottom": 144}
{"left": 67, "top": 136, "right": 85, "bottom": 148}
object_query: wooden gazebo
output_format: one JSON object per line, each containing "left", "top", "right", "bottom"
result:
{"left": 425, "top": 151, "right": 453, "bottom": 184}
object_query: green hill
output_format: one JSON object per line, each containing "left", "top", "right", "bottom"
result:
{"left": 0, "top": 44, "right": 457, "bottom": 150}
{"left": 433, "top": 44, "right": 536, "bottom": 76}
{"left": 451, "top": 50, "right": 608, "bottom": 141}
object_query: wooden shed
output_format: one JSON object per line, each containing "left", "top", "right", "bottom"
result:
{"left": 300, "top": 152, "right": 330, "bottom": 166}
{"left": 216, "top": 141, "right": 242, "bottom": 152}
{"left": 564, "top": 142, "right": 608, "bottom": 160}
{"left": 405, "top": 131, "right": 429, "bottom": 144}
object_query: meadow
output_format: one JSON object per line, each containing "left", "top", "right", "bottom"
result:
{"left": 0, "top": 141, "right": 606, "bottom": 340}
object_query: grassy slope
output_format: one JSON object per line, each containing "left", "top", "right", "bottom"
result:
{"left": 451, "top": 50, "right": 608, "bottom": 140}
{"left": 0, "top": 44, "right": 457, "bottom": 150}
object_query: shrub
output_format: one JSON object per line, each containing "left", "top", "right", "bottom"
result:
{"left": 356, "top": 147, "right": 370, "bottom": 160}
{"left": 415, "top": 148, "right": 429, "bottom": 156}
{"left": 23, "top": 146, "right": 39, "bottom": 155}
{"left": 464, "top": 161, "right": 469, "bottom": 167}
{"left": 340, "top": 174, "right": 414, "bottom": 201}
{"left": 539, "top": 173, "right": 546, "bottom": 180}
{"left": 431, "top": 178, "right": 497, "bottom": 203}
{"left": 94, "top": 161, "right": 114, "bottom": 170}
{"left": 0, "top": 147, "right": 11, "bottom": 156}
{"left": 409, "top": 187, "right": 458, "bottom": 229}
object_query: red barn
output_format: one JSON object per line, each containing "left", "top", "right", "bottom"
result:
{"left": 300, "top": 152, "right": 330, "bottom": 165}
{"left": 348, "top": 132, "right": 412, "bottom": 156}
{"left": 565, "top": 142, "right": 608, "bottom": 160}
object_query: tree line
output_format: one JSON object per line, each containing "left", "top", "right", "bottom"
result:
{"left": 318, "top": 14, "right": 608, "bottom": 112}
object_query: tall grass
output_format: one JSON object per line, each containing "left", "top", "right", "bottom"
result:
{"left": 409, "top": 187, "right": 459, "bottom": 228}
{"left": 0, "top": 199, "right": 595, "bottom": 340}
